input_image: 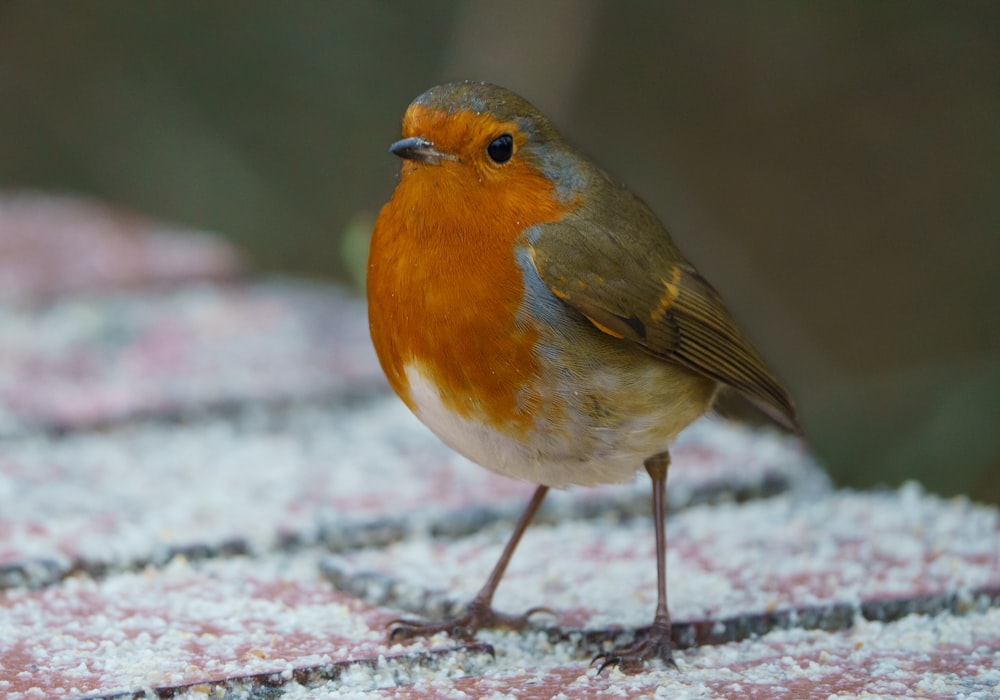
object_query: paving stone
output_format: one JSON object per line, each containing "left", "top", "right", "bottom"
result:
{"left": 0, "top": 280, "right": 381, "bottom": 435}
{"left": 0, "top": 192, "right": 241, "bottom": 304}
{"left": 0, "top": 397, "right": 821, "bottom": 590}
{"left": 4, "top": 547, "right": 995, "bottom": 699}
{"left": 0, "top": 551, "right": 492, "bottom": 700}
{"left": 324, "top": 485, "right": 999, "bottom": 633}
{"left": 345, "top": 609, "right": 1000, "bottom": 700}
{"left": 4, "top": 198, "right": 992, "bottom": 698}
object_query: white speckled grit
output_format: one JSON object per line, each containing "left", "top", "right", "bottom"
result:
{"left": 0, "top": 551, "right": 401, "bottom": 699}
{"left": 1, "top": 240, "right": 993, "bottom": 699}
{"left": 0, "top": 192, "right": 241, "bottom": 304}
{"left": 330, "top": 483, "right": 998, "bottom": 629}
{"left": 192, "top": 607, "right": 1000, "bottom": 699}
{"left": 0, "top": 397, "right": 822, "bottom": 586}
{"left": 0, "top": 280, "right": 379, "bottom": 435}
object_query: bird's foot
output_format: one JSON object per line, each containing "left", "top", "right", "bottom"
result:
{"left": 389, "top": 597, "right": 552, "bottom": 642}
{"left": 592, "top": 620, "right": 677, "bottom": 674}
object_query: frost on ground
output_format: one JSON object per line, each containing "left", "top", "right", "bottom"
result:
{"left": 2, "top": 547, "right": 996, "bottom": 700}
{"left": 1, "top": 209, "right": 995, "bottom": 700}
{"left": 0, "top": 398, "right": 820, "bottom": 590}
{"left": 0, "top": 281, "right": 379, "bottom": 435}
{"left": 328, "top": 484, "right": 999, "bottom": 630}
{"left": 0, "top": 192, "right": 241, "bottom": 304}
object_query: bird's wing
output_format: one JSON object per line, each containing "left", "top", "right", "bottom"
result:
{"left": 529, "top": 219, "right": 801, "bottom": 433}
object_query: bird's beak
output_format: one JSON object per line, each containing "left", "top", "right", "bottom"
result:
{"left": 389, "top": 136, "right": 456, "bottom": 165}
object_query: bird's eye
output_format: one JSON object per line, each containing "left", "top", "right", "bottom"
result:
{"left": 486, "top": 134, "right": 514, "bottom": 164}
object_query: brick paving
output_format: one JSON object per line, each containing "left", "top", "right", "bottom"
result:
{"left": 1, "top": 195, "right": 997, "bottom": 699}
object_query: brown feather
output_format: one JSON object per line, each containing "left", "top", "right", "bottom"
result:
{"left": 530, "top": 208, "right": 801, "bottom": 435}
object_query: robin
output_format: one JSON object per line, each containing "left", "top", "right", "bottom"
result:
{"left": 367, "top": 81, "right": 800, "bottom": 672}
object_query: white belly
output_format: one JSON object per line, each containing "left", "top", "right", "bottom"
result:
{"left": 403, "top": 360, "right": 716, "bottom": 488}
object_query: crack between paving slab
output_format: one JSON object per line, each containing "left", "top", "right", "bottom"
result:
{"left": 1, "top": 467, "right": 794, "bottom": 592}
{"left": 322, "top": 557, "right": 1000, "bottom": 657}
{"left": 0, "top": 388, "right": 391, "bottom": 443}
{"left": 72, "top": 643, "right": 496, "bottom": 700}
{"left": 45, "top": 585, "right": 1000, "bottom": 700}
{"left": 571, "top": 583, "right": 1000, "bottom": 654}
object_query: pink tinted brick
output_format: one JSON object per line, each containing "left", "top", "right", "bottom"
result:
{"left": 0, "top": 281, "right": 382, "bottom": 433}
{"left": 328, "top": 486, "right": 999, "bottom": 630}
{"left": 361, "top": 610, "right": 1000, "bottom": 699}
{"left": 0, "top": 403, "right": 820, "bottom": 589}
{"left": 0, "top": 192, "right": 241, "bottom": 303}
{"left": 0, "top": 552, "right": 453, "bottom": 699}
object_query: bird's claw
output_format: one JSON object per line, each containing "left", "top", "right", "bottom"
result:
{"left": 387, "top": 600, "right": 554, "bottom": 643}
{"left": 388, "top": 616, "right": 475, "bottom": 641}
{"left": 522, "top": 605, "right": 556, "bottom": 620}
{"left": 591, "top": 623, "right": 677, "bottom": 674}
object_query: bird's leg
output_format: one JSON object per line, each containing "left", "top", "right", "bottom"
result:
{"left": 389, "top": 484, "right": 551, "bottom": 642}
{"left": 594, "top": 451, "right": 678, "bottom": 673}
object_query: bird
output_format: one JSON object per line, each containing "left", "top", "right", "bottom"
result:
{"left": 367, "top": 81, "right": 800, "bottom": 672}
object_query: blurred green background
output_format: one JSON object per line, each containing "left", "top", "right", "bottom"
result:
{"left": 1, "top": 1, "right": 997, "bottom": 503}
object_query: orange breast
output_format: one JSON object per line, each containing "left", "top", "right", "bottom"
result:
{"left": 368, "top": 137, "right": 571, "bottom": 435}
